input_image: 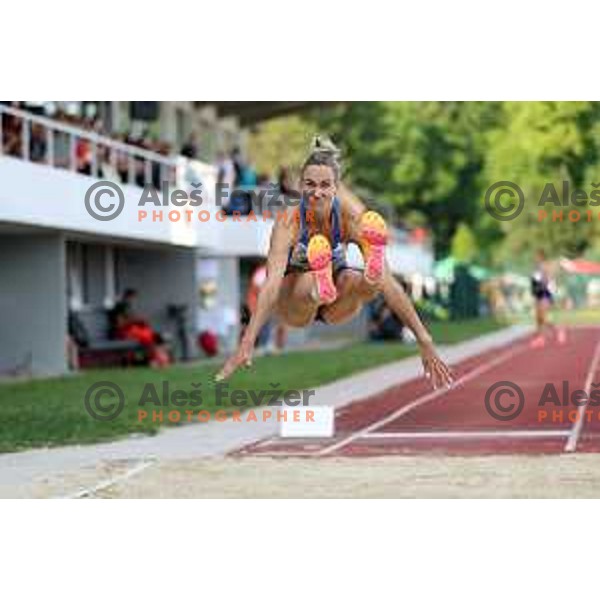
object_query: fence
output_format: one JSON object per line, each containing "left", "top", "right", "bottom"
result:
{"left": 0, "top": 104, "right": 177, "bottom": 188}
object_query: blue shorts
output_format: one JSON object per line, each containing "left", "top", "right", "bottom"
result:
{"left": 534, "top": 291, "right": 553, "bottom": 304}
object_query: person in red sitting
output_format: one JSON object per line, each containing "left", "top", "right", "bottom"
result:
{"left": 109, "top": 288, "right": 171, "bottom": 367}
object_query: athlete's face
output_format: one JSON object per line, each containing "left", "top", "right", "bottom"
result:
{"left": 301, "top": 165, "right": 337, "bottom": 204}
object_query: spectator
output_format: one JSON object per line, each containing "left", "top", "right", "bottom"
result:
{"left": 238, "top": 160, "right": 258, "bottom": 187}
{"left": 0, "top": 103, "right": 182, "bottom": 190}
{"left": 75, "top": 135, "right": 92, "bottom": 175}
{"left": 91, "top": 118, "right": 105, "bottom": 135}
{"left": 180, "top": 133, "right": 199, "bottom": 159}
{"left": 216, "top": 150, "right": 236, "bottom": 211}
{"left": 244, "top": 263, "right": 287, "bottom": 353}
{"left": 2, "top": 102, "right": 23, "bottom": 157}
{"left": 368, "top": 296, "right": 405, "bottom": 341}
{"left": 257, "top": 173, "right": 272, "bottom": 186}
{"left": 231, "top": 146, "right": 244, "bottom": 186}
{"left": 53, "top": 119, "right": 71, "bottom": 169}
{"left": 278, "top": 166, "right": 296, "bottom": 196}
{"left": 29, "top": 123, "right": 47, "bottom": 163}
{"left": 274, "top": 321, "right": 288, "bottom": 353}
{"left": 152, "top": 140, "right": 172, "bottom": 189}
{"left": 239, "top": 303, "right": 252, "bottom": 342}
{"left": 98, "top": 145, "right": 117, "bottom": 181}
{"left": 109, "top": 289, "right": 171, "bottom": 368}
{"left": 225, "top": 157, "right": 255, "bottom": 215}
{"left": 216, "top": 150, "right": 236, "bottom": 188}
{"left": 115, "top": 134, "right": 130, "bottom": 183}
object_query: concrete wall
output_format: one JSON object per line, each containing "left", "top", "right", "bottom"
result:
{"left": 0, "top": 156, "right": 194, "bottom": 247}
{"left": 0, "top": 233, "right": 67, "bottom": 376}
{"left": 116, "top": 246, "right": 198, "bottom": 360}
{"left": 214, "top": 258, "right": 241, "bottom": 354}
{"left": 196, "top": 257, "right": 240, "bottom": 355}
{"left": 84, "top": 243, "right": 108, "bottom": 307}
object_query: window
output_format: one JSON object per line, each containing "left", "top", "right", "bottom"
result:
{"left": 66, "top": 242, "right": 118, "bottom": 310}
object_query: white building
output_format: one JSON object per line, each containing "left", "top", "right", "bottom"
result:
{"left": 0, "top": 102, "right": 433, "bottom": 376}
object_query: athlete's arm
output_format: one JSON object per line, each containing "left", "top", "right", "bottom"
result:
{"left": 326, "top": 188, "right": 453, "bottom": 388}
{"left": 216, "top": 215, "right": 294, "bottom": 381}
{"left": 243, "top": 222, "right": 292, "bottom": 346}
{"left": 381, "top": 267, "right": 453, "bottom": 389}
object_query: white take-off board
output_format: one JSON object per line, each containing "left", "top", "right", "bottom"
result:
{"left": 280, "top": 406, "right": 335, "bottom": 438}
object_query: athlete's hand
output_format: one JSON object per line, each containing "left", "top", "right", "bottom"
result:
{"left": 418, "top": 339, "right": 454, "bottom": 390}
{"left": 215, "top": 336, "right": 254, "bottom": 381}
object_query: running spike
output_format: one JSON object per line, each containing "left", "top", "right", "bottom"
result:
{"left": 360, "top": 211, "right": 388, "bottom": 284}
{"left": 307, "top": 235, "right": 337, "bottom": 305}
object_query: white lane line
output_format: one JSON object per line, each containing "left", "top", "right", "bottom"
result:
{"left": 248, "top": 454, "right": 321, "bottom": 458}
{"left": 362, "top": 429, "right": 570, "bottom": 440}
{"left": 564, "top": 339, "right": 600, "bottom": 453}
{"left": 316, "top": 342, "right": 529, "bottom": 456}
{"left": 59, "top": 459, "right": 157, "bottom": 499}
{"left": 246, "top": 438, "right": 278, "bottom": 448}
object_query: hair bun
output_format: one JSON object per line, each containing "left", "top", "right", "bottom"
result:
{"left": 310, "top": 135, "right": 340, "bottom": 158}
{"left": 303, "top": 134, "right": 342, "bottom": 180}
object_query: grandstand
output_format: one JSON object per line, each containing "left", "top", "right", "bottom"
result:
{"left": 0, "top": 101, "right": 433, "bottom": 376}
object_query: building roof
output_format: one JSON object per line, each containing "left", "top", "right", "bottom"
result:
{"left": 195, "top": 102, "right": 339, "bottom": 126}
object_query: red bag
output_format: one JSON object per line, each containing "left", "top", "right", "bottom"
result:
{"left": 198, "top": 331, "right": 219, "bottom": 357}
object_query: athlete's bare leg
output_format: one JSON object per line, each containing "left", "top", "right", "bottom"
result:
{"left": 276, "top": 269, "right": 379, "bottom": 327}
{"left": 535, "top": 300, "right": 549, "bottom": 331}
{"left": 276, "top": 272, "right": 320, "bottom": 327}
{"left": 319, "top": 270, "right": 380, "bottom": 325}
{"left": 532, "top": 298, "right": 566, "bottom": 347}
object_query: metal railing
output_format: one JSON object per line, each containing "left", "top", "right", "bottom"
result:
{"left": 0, "top": 105, "right": 426, "bottom": 245}
{"left": 0, "top": 104, "right": 177, "bottom": 187}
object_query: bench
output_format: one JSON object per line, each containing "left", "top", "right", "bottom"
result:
{"left": 68, "top": 310, "right": 149, "bottom": 368}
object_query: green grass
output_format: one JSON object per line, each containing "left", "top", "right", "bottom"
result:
{"left": 551, "top": 308, "right": 600, "bottom": 326}
{"left": 0, "top": 318, "right": 505, "bottom": 453}
{"left": 509, "top": 307, "right": 600, "bottom": 327}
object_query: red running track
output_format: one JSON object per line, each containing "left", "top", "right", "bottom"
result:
{"left": 236, "top": 327, "right": 600, "bottom": 458}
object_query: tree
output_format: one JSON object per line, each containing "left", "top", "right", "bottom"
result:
{"left": 246, "top": 115, "right": 316, "bottom": 179}
{"left": 451, "top": 223, "right": 478, "bottom": 263}
{"left": 247, "top": 101, "right": 600, "bottom": 268}
{"left": 317, "top": 101, "right": 502, "bottom": 255}
{"left": 484, "top": 101, "right": 600, "bottom": 265}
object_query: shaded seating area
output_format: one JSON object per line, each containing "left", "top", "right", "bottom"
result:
{"left": 68, "top": 310, "right": 149, "bottom": 368}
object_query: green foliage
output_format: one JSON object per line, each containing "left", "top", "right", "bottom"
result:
{"left": 317, "top": 101, "right": 502, "bottom": 255}
{"left": 484, "top": 101, "right": 600, "bottom": 262}
{"left": 249, "top": 102, "right": 600, "bottom": 265}
{"left": 451, "top": 222, "right": 478, "bottom": 263}
{"left": 247, "top": 116, "right": 316, "bottom": 178}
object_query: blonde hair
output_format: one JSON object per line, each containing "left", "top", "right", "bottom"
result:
{"left": 301, "top": 135, "right": 342, "bottom": 181}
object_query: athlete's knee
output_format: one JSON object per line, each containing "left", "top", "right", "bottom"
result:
{"left": 282, "top": 309, "right": 316, "bottom": 328}
{"left": 360, "top": 279, "right": 380, "bottom": 301}
{"left": 296, "top": 274, "right": 321, "bottom": 306}
{"left": 284, "top": 273, "right": 318, "bottom": 306}
{"left": 335, "top": 269, "right": 359, "bottom": 293}
{"left": 336, "top": 269, "right": 380, "bottom": 300}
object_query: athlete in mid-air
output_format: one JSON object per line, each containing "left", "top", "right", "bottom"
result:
{"left": 216, "top": 137, "right": 454, "bottom": 388}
